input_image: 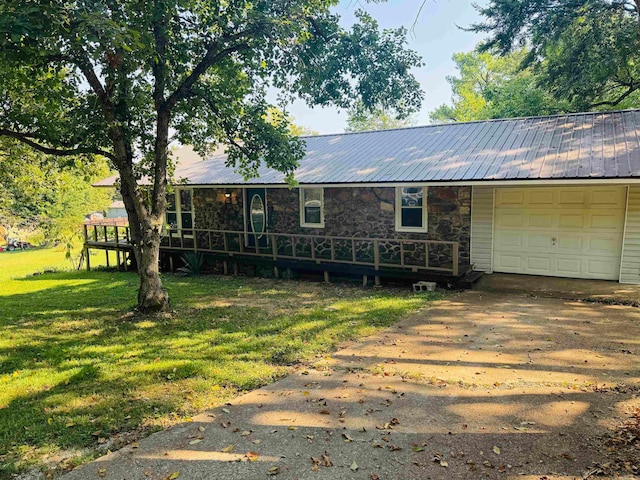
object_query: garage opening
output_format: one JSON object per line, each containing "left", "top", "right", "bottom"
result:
{"left": 492, "top": 186, "right": 626, "bottom": 280}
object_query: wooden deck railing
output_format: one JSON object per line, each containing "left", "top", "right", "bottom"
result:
{"left": 84, "top": 225, "right": 460, "bottom": 276}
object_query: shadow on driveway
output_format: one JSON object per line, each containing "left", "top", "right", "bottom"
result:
{"left": 61, "top": 290, "right": 640, "bottom": 480}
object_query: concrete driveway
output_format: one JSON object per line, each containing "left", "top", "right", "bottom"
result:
{"left": 62, "top": 287, "right": 640, "bottom": 480}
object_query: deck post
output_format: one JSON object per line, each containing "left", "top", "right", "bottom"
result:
{"left": 452, "top": 243, "right": 459, "bottom": 277}
{"left": 362, "top": 274, "right": 368, "bottom": 287}
{"left": 83, "top": 224, "right": 88, "bottom": 244}
{"left": 223, "top": 261, "right": 228, "bottom": 275}
{"left": 373, "top": 240, "right": 380, "bottom": 286}
{"left": 86, "top": 247, "right": 91, "bottom": 271}
{"left": 105, "top": 250, "right": 110, "bottom": 267}
{"left": 233, "top": 262, "right": 239, "bottom": 275}
{"left": 169, "top": 255, "right": 174, "bottom": 273}
{"left": 324, "top": 271, "right": 330, "bottom": 283}
{"left": 273, "top": 266, "right": 279, "bottom": 278}
{"left": 114, "top": 227, "right": 120, "bottom": 270}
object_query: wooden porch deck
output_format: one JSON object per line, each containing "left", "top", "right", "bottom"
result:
{"left": 83, "top": 224, "right": 468, "bottom": 284}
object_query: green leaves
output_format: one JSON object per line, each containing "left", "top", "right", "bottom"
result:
{"left": 429, "top": 47, "right": 569, "bottom": 123}
{"left": 470, "top": 0, "right": 640, "bottom": 110}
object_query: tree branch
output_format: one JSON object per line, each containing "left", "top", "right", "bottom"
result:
{"left": 0, "top": 129, "right": 116, "bottom": 160}
{"left": 151, "top": 0, "right": 170, "bottom": 218}
{"left": 588, "top": 82, "right": 640, "bottom": 108}
{"left": 164, "top": 29, "right": 257, "bottom": 111}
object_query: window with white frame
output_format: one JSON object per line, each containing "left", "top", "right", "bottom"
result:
{"left": 299, "top": 187, "right": 325, "bottom": 228}
{"left": 166, "top": 188, "right": 195, "bottom": 236}
{"left": 395, "top": 187, "right": 428, "bottom": 232}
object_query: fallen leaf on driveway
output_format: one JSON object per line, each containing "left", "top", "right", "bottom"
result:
{"left": 350, "top": 461, "right": 358, "bottom": 471}
{"left": 221, "top": 444, "right": 235, "bottom": 453}
{"left": 246, "top": 451, "right": 259, "bottom": 462}
{"left": 493, "top": 446, "right": 501, "bottom": 455}
{"left": 321, "top": 452, "right": 333, "bottom": 467}
{"left": 267, "top": 466, "right": 280, "bottom": 475}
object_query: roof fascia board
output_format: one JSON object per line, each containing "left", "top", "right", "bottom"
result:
{"left": 175, "top": 178, "right": 640, "bottom": 188}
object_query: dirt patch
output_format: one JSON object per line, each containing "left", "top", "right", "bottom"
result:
{"left": 61, "top": 290, "right": 640, "bottom": 480}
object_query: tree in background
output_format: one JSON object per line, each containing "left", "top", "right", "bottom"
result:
{"left": 265, "top": 108, "right": 319, "bottom": 136}
{"left": 0, "top": 138, "right": 112, "bottom": 245}
{"left": 430, "top": 49, "right": 567, "bottom": 123}
{"left": 470, "top": 0, "right": 640, "bottom": 111}
{"left": 0, "top": 1, "right": 423, "bottom": 312}
{"left": 345, "top": 102, "right": 416, "bottom": 131}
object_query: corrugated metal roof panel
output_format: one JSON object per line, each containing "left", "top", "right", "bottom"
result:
{"left": 94, "top": 109, "right": 640, "bottom": 187}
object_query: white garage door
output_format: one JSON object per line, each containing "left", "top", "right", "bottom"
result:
{"left": 493, "top": 186, "right": 627, "bottom": 280}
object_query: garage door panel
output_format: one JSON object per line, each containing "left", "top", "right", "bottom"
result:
{"left": 529, "top": 190, "right": 554, "bottom": 205}
{"left": 559, "top": 190, "right": 585, "bottom": 205}
{"left": 494, "top": 254, "right": 522, "bottom": 270}
{"left": 529, "top": 213, "right": 553, "bottom": 227}
{"left": 497, "top": 190, "right": 525, "bottom": 205}
{"left": 556, "top": 236, "right": 582, "bottom": 251}
{"left": 587, "top": 236, "right": 621, "bottom": 253}
{"left": 495, "top": 231, "right": 523, "bottom": 248}
{"left": 496, "top": 211, "right": 525, "bottom": 227}
{"left": 590, "top": 214, "right": 623, "bottom": 229}
{"left": 493, "top": 186, "right": 625, "bottom": 281}
{"left": 526, "top": 256, "right": 552, "bottom": 273}
{"left": 591, "top": 188, "right": 626, "bottom": 206}
{"left": 556, "top": 258, "right": 582, "bottom": 276}
{"left": 527, "top": 234, "right": 553, "bottom": 249}
{"left": 558, "top": 214, "right": 584, "bottom": 228}
{"left": 586, "top": 259, "right": 620, "bottom": 278}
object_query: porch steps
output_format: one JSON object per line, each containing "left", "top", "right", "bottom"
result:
{"left": 456, "top": 270, "right": 484, "bottom": 289}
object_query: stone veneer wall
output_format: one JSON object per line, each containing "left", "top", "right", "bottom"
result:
{"left": 192, "top": 188, "right": 244, "bottom": 250}
{"left": 189, "top": 186, "right": 471, "bottom": 270}
{"left": 268, "top": 186, "right": 471, "bottom": 269}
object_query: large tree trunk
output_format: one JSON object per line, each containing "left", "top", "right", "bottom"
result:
{"left": 135, "top": 226, "right": 169, "bottom": 313}
{"left": 117, "top": 157, "right": 170, "bottom": 313}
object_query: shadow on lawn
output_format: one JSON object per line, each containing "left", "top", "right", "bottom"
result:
{"left": 55, "top": 291, "right": 640, "bottom": 480}
{"left": 0, "top": 271, "right": 427, "bottom": 476}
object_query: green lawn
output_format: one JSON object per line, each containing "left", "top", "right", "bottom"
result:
{"left": 0, "top": 247, "right": 437, "bottom": 477}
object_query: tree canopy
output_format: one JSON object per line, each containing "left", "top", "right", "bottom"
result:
{"left": 430, "top": 48, "right": 567, "bottom": 123}
{"left": 470, "top": 0, "right": 640, "bottom": 111}
{"left": 0, "top": 139, "right": 112, "bottom": 241}
{"left": 345, "top": 102, "right": 415, "bottom": 132}
{"left": 0, "top": 0, "right": 424, "bottom": 311}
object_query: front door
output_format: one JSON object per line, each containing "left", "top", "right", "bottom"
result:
{"left": 246, "top": 188, "right": 268, "bottom": 248}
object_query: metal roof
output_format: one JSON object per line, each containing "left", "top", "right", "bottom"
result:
{"left": 96, "top": 109, "right": 640, "bottom": 187}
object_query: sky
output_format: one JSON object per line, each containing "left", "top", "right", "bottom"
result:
{"left": 287, "top": 0, "right": 489, "bottom": 134}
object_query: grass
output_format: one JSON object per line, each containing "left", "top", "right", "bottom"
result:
{"left": 0, "top": 247, "right": 438, "bottom": 478}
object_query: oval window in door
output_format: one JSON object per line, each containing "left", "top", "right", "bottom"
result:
{"left": 250, "top": 194, "right": 265, "bottom": 239}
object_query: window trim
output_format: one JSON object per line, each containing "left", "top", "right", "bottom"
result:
{"left": 395, "top": 186, "right": 428, "bottom": 233}
{"left": 166, "top": 187, "right": 195, "bottom": 237}
{"left": 299, "top": 187, "right": 325, "bottom": 228}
